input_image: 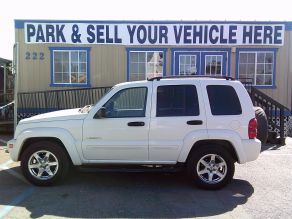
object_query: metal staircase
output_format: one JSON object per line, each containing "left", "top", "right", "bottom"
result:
{"left": 249, "top": 87, "right": 290, "bottom": 145}
{"left": 240, "top": 78, "right": 291, "bottom": 145}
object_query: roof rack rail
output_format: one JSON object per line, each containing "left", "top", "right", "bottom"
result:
{"left": 147, "top": 75, "right": 235, "bottom": 81}
{"left": 147, "top": 76, "right": 163, "bottom": 81}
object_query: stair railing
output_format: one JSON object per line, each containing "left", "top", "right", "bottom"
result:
{"left": 239, "top": 78, "right": 290, "bottom": 145}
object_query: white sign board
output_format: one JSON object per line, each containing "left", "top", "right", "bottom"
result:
{"left": 24, "top": 22, "right": 285, "bottom": 45}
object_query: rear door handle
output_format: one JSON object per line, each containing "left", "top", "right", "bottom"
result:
{"left": 187, "top": 120, "right": 203, "bottom": 125}
{"left": 128, "top": 121, "right": 145, "bottom": 127}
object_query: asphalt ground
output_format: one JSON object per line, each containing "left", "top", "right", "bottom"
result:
{"left": 0, "top": 136, "right": 292, "bottom": 219}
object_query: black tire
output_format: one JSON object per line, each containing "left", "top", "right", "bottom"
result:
{"left": 21, "top": 141, "right": 70, "bottom": 186}
{"left": 187, "top": 146, "right": 235, "bottom": 190}
{"left": 254, "top": 107, "right": 268, "bottom": 144}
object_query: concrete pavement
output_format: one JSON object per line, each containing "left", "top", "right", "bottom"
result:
{"left": 0, "top": 136, "right": 291, "bottom": 218}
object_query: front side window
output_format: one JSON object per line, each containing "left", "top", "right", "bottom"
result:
{"left": 156, "top": 85, "right": 199, "bottom": 117}
{"left": 52, "top": 49, "right": 89, "bottom": 86}
{"left": 238, "top": 51, "right": 274, "bottom": 86}
{"left": 129, "top": 51, "right": 164, "bottom": 81}
{"left": 103, "top": 87, "right": 147, "bottom": 118}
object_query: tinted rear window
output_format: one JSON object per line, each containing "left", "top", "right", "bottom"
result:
{"left": 207, "top": 85, "right": 242, "bottom": 115}
{"left": 157, "top": 85, "right": 199, "bottom": 117}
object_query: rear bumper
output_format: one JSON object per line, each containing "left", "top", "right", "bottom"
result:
{"left": 239, "top": 139, "right": 261, "bottom": 163}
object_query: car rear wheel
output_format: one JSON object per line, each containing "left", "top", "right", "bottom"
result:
{"left": 187, "top": 146, "right": 235, "bottom": 190}
{"left": 21, "top": 141, "right": 69, "bottom": 186}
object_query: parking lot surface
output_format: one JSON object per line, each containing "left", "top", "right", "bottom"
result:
{"left": 0, "top": 137, "right": 292, "bottom": 219}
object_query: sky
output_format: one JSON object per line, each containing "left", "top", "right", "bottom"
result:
{"left": 1, "top": 0, "right": 292, "bottom": 60}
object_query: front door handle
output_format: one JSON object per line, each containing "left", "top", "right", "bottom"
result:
{"left": 187, "top": 120, "right": 203, "bottom": 125}
{"left": 128, "top": 121, "right": 145, "bottom": 127}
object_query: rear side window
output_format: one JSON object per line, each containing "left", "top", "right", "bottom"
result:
{"left": 157, "top": 85, "right": 199, "bottom": 117}
{"left": 207, "top": 85, "right": 242, "bottom": 115}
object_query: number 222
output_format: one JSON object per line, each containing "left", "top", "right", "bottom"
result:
{"left": 25, "top": 52, "right": 45, "bottom": 60}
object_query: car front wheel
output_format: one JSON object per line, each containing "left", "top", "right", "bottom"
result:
{"left": 21, "top": 141, "right": 70, "bottom": 186}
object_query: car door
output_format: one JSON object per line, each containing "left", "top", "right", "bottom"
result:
{"left": 82, "top": 85, "right": 151, "bottom": 161}
{"left": 149, "top": 80, "right": 207, "bottom": 162}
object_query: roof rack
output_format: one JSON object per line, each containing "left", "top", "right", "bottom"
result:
{"left": 147, "top": 75, "right": 235, "bottom": 81}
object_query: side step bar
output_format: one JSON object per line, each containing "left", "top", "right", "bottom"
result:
{"left": 77, "top": 164, "right": 185, "bottom": 173}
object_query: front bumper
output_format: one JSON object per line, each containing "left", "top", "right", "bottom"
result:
{"left": 7, "top": 139, "right": 18, "bottom": 161}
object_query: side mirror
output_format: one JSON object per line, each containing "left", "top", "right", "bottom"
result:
{"left": 94, "top": 107, "right": 107, "bottom": 119}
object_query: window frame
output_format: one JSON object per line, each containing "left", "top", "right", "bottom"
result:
{"left": 49, "top": 47, "right": 91, "bottom": 87}
{"left": 126, "top": 48, "right": 167, "bottom": 81}
{"left": 236, "top": 48, "right": 277, "bottom": 89}
{"left": 178, "top": 54, "right": 198, "bottom": 75}
{"left": 171, "top": 49, "right": 230, "bottom": 76}
{"left": 204, "top": 55, "right": 223, "bottom": 76}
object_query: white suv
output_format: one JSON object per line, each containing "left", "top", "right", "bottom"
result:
{"left": 7, "top": 77, "right": 261, "bottom": 189}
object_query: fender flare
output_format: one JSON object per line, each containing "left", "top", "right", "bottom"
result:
{"left": 177, "top": 129, "right": 245, "bottom": 163}
{"left": 15, "top": 127, "right": 82, "bottom": 165}
{"left": 177, "top": 130, "right": 208, "bottom": 162}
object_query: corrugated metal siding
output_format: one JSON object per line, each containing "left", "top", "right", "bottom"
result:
{"left": 258, "top": 32, "right": 291, "bottom": 109}
{"left": 91, "top": 45, "right": 125, "bottom": 87}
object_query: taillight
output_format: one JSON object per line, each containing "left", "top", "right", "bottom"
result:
{"left": 248, "top": 118, "right": 257, "bottom": 139}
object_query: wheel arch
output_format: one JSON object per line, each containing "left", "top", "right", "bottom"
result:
{"left": 186, "top": 140, "right": 239, "bottom": 163}
{"left": 178, "top": 130, "right": 246, "bottom": 163}
{"left": 19, "top": 137, "right": 73, "bottom": 165}
{"left": 15, "top": 128, "right": 82, "bottom": 165}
